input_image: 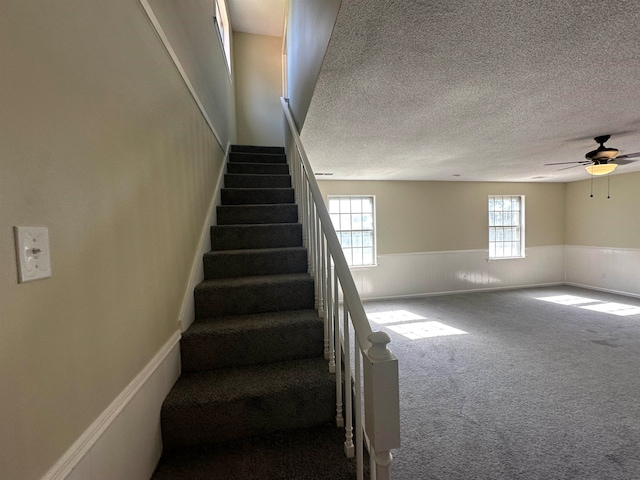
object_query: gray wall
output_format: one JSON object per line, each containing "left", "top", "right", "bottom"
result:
{"left": 285, "top": 0, "right": 341, "bottom": 130}
{"left": 234, "top": 32, "right": 285, "bottom": 146}
{"left": 149, "top": 0, "right": 236, "bottom": 146}
{"left": 319, "top": 181, "right": 565, "bottom": 254}
{"left": 565, "top": 172, "right": 640, "bottom": 248}
{"left": 0, "top": 1, "right": 233, "bottom": 478}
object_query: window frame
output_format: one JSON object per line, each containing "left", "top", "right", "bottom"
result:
{"left": 488, "top": 195, "right": 526, "bottom": 260}
{"left": 328, "top": 195, "right": 377, "bottom": 268}
{"left": 214, "top": 0, "right": 232, "bottom": 77}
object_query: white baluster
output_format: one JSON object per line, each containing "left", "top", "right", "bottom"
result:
{"left": 355, "top": 335, "right": 363, "bottom": 480}
{"left": 343, "top": 300, "right": 354, "bottom": 458}
{"left": 301, "top": 175, "right": 308, "bottom": 249}
{"left": 312, "top": 208, "right": 321, "bottom": 312}
{"left": 293, "top": 149, "right": 300, "bottom": 215}
{"left": 307, "top": 184, "right": 315, "bottom": 276}
{"left": 327, "top": 244, "right": 335, "bottom": 373}
{"left": 334, "top": 270, "right": 343, "bottom": 426}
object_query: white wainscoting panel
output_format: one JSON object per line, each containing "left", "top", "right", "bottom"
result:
{"left": 565, "top": 245, "right": 640, "bottom": 298}
{"left": 53, "top": 332, "right": 181, "bottom": 480}
{"left": 350, "top": 246, "right": 565, "bottom": 300}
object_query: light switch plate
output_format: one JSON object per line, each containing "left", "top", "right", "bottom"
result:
{"left": 14, "top": 226, "right": 52, "bottom": 283}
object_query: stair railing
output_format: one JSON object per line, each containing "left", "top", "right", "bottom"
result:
{"left": 281, "top": 98, "right": 400, "bottom": 480}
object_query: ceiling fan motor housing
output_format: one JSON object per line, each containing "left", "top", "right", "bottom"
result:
{"left": 586, "top": 149, "right": 618, "bottom": 162}
{"left": 586, "top": 135, "right": 619, "bottom": 162}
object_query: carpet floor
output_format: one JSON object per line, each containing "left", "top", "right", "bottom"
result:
{"left": 363, "top": 285, "right": 640, "bottom": 480}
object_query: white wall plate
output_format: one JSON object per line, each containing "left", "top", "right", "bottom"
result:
{"left": 14, "top": 226, "right": 52, "bottom": 283}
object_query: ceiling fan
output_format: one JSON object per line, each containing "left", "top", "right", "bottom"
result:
{"left": 546, "top": 135, "right": 640, "bottom": 175}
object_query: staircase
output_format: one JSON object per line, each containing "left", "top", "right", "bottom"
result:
{"left": 152, "top": 145, "right": 360, "bottom": 479}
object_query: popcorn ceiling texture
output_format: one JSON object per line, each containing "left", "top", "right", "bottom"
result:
{"left": 301, "top": 0, "right": 640, "bottom": 182}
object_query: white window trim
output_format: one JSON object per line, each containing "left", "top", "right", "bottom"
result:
{"left": 328, "top": 195, "right": 378, "bottom": 268}
{"left": 488, "top": 195, "right": 526, "bottom": 260}
{"left": 214, "top": 0, "right": 232, "bottom": 78}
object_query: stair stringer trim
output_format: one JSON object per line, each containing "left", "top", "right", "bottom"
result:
{"left": 41, "top": 330, "right": 181, "bottom": 480}
{"left": 178, "top": 143, "right": 229, "bottom": 332}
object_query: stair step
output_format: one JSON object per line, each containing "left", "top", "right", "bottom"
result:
{"left": 210, "top": 223, "right": 302, "bottom": 250}
{"left": 224, "top": 173, "right": 291, "bottom": 188}
{"left": 160, "top": 357, "right": 335, "bottom": 450}
{"left": 181, "top": 310, "right": 323, "bottom": 372}
{"left": 221, "top": 188, "right": 294, "bottom": 205}
{"left": 229, "top": 151, "right": 286, "bottom": 164}
{"left": 194, "top": 273, "right": 314, "bottom": 319}
{"left": 230, "top": 144, "right": 285, "bottom": 155}
{"left": 217, "top": 204, "right": 298, "bottom": 225}
{"left": 204, "top": 246, "right": 307, "bottom": 279}
{"left": 151, "top": 423, "right": 360, "bottom": 480}
{"left": 227, "top": 162, "right": 289, "bottom": 175}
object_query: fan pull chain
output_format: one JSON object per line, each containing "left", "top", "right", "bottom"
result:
{"left": 607, "top": 173, "right": 611, "bottom": 199}
{"left": 590, "top": 175, "right": 594, "bottom": 198}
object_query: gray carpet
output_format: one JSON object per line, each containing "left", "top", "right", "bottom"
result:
{"left": 364, "top": 286, "right": 640, "bottom": 479}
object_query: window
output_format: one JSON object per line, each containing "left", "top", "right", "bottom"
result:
{"left": 488, "top": 195, "right": 525, "bottom": 259}
{"left": 214, "top": 0, "right": 232, "bottom": 75}
{"left": 328, "top": 196, "right": 376, "bottom": 266}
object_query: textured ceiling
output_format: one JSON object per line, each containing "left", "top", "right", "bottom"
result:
{"left": 227, "top": 0, "right": 285, "bottom": 37}
{"left": 300, "top": 0, "right": 640, "bottom": 182}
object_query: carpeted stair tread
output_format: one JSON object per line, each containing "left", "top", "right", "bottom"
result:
{"left": 156, "top": 144, "right": 344, "bottom": 477}
{"left": 203, "top": 246, "right": 308, "bottom": 279}
{"left": 227, "top": 161, "right": 289, "bottom": 175}
{"left": 196, "top": 272, "right": 313, "bottom": 289}
{"left": 210, "top": 223, "right": 302, "bottom": 250}
{"left": 224, "top": 173, "right": 291, "bottom": 188}
{"left": 229, "top": 151, "right": 287, "bottom": 164}
{"left": 194, "top": 273, "right": 314, "bottom": 318}
{"left": 151, "top": 423, "right": 360, "bottom": 480}
{"left": 160, "top": 357, "right": 335, "bottom": 449}
{"left": 230, "top": 144, "right": 285, "bottom": 155}
{"left": 181, "top": 309, "right": 323, "bottom": 372}
{"left": 217, "top": 204, "right": 298, "bottom": 225}
{"left": 152, "top": 426, "right": 360, "bottom": 480}
{"left": 221, "top": 187, "right": 295, "bottom": 205}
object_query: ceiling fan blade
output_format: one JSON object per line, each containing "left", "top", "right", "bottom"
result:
{"left": 615, "top": 152, "right": 640, "bottom": 160}
{"left": 557, "top": 164, "right": 582, "bottom": 171}
{"left": 614, "top": 159, "right": 638, "bottom": 165}
{"left": 545, "top": 160, "right": 590, "bottom": 165}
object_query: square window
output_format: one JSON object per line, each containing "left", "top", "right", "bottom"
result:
{"left": 329, "top": 195, "right": 376, "bottom": 267}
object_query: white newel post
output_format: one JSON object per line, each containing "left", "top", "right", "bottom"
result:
{"left": 364, "top": 331, "right": 401, "bottom": 480}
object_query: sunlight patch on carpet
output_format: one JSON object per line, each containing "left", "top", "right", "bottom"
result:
{"left": 536, "top": 295, "right": 640, "bottom": 317}
{"left": 386, "top": 321, "right": 468, "bottom": 339}
{"left": 536, "top": 295, "right": 598, "bottom": 305}
{"left": 581, "top": 302, "right": 640, "bottom": 316}
{"left": 367, "top": 310, "right": 425, "bottom": 324}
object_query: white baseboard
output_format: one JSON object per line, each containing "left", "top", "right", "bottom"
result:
{"left": 361, "top": 282, "right": 565, "bottom": 302}
{"left": 42, "top": 331, "right": 181, "bottom": 480}
{"left": 564, "top": 282, "right": 640, "bottom": 300}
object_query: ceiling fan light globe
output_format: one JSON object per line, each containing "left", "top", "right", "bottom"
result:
{"left": 585, "top": 163, "right": 617, "bottom": 176}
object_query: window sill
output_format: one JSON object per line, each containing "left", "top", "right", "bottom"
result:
{"left": 348, "top": 263, "right": 378, "bottom": 269}
{"left": 486, "top": 256, "right": 526, "bottom": 262}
